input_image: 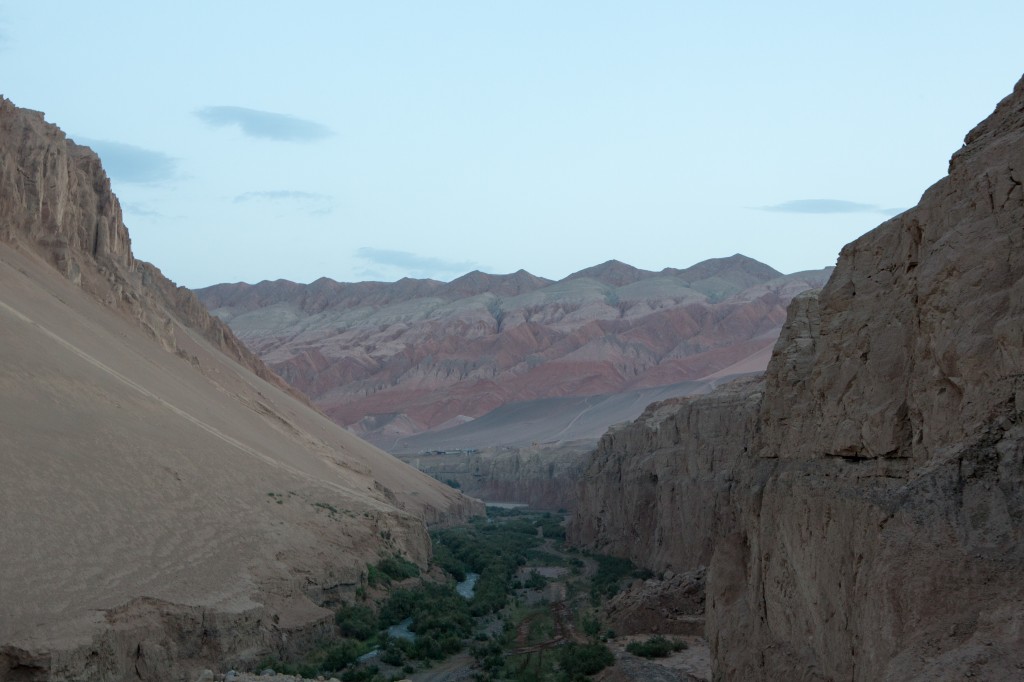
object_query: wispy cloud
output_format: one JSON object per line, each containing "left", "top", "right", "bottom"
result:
{"left": 76, "top": 138, "right": 177, "bottom": 183}
{"left": 757, "top": 199, "right": 908, "bottom": 216}
{"left": 356, "top": 247, "right": 479, "bottom": 278}
{"left": 233, "top": 190, "right": 330, "bottom": 203}
{"left": 122, "top": 202, "right": 166, "bottom": 219}
{"left": 195, "top": 106, "right": 331, "bottom": 142}
{"left": 233, "top": 190, "right": 333, "bottom": 216}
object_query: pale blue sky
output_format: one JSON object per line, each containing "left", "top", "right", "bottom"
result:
{"left": 2, "top": 2, "right": 1022, "bottom": 287}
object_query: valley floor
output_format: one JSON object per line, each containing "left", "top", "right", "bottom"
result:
{"left": 207, "top": 507, "right": 708, "bottom": 682}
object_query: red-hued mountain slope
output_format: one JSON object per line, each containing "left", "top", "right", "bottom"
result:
{"left": 196, "top": 257, "right": 831, "bottom": 448}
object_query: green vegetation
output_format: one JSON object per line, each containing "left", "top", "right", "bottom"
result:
{"left": 558, "top": 642, "right": 615, "bottom": 678}
{"left": 590, "top": 554, "right": 636, "bottom": 602}
{"left": 524, "top": 569, "right": 549, "bottom": 590}
{"left": 366, "top": 553, "right": 420, "bottom": 586}
{"left": 625, "top": 635, "right": 687, "bottom": 658}
{"left": 257, "top": 508, "right": 658, "bottom": 682}
{"left": 334, "top": 603, "right": 378, "bottom": 640}
{"left": 432, "top": 515, "right": 544, "bottom": 616}
{"left": 378, "top": 582, "right": 473, "bottom": 649}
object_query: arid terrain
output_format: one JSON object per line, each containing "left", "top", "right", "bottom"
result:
{"left": 0, "top": 98, "right": 480, "bottom": 681}
{"left": 196, "top": 258, "right": 830, "bottom": 450}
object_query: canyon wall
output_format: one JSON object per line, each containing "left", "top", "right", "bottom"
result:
{"left": 400, "top": 440, "right": 595, "bottom": 509}
{"left": 571, "top": 376, "right": 763, "bottom": 572}
{"left": 571, "top": 74, "right": 1024, "bottom": 681}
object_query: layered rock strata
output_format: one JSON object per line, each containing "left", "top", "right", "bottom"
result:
{"left": 572, "top": 74, "right": 1024, "bottom": 681}
{"left": 197, "top": 256, "right": 830, "bottom": 448}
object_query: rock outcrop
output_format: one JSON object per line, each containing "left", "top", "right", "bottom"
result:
{"left": 195, "top": 257, "right": 831, "bottom": 449}
{"left": 401, "top": 440, "right": 595, "bottom": 509}
{"left": 571, "top": 73, "right": 1024, "bottom": 681}
{"left": 571, "top": 377, "right": 763, "bottom": 572}
{"left": 0, "top": 97, "right": 482, "bottom": 682}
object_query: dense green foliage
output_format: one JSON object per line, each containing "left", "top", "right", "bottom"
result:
{"left": 625, "top": 635, "right": 687, "bottom": 658}
{"left": 365, "top": 553, "right": 421, "bottom": 587}
{"left": 590, "top": 554, "right": 636, "bottom": 601}
{"left": 558, "top": 642, "right": 615, "bottom": 678}
{"left": 378, "top": 582, "right": 473, "bottom": 656}
{"left": 432, "top": 517, "right": 543, "bottom": 615}
{"left": 334, "top": 603, "right": 378, "bottom": 640}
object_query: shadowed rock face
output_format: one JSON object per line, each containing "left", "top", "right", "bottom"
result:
{"left": 196, "top": 257, "right": 831, "bottom": 448}
{"left": 571, "top": 74, "right": 1024, "bottom": 680}
{"left": 0, "top": 97, "right": 481, "bottom": 681}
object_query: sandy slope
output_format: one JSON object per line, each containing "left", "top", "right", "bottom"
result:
{"left": 0, "top": 241, "right": 477, "bottom": 674}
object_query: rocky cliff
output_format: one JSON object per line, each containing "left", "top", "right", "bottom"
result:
{"left": 571, "top": 376, "right": 763, "bottom": 572}
{"left": 196, "top": 257, "right": 831, "bottom": 449}
{"left": 0, "top": 97, "right": 482, "bottom": 682}
{"left": 0, "top": 99, "right": 298, "bottom": 400}
{"left": 571, "top": 73, "right": 1024, "bottom": 681}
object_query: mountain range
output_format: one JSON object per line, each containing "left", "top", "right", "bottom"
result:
{"left": 196, "top": 257, "right": 832, "bottom": 450}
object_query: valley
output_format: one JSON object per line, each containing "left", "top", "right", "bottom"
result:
{"left": 225, "top": 507, "right": 709, "bottom": 682}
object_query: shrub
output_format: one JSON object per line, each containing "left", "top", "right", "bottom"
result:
{"left": 590, "top": 554, "right": 636, "bottom": 602}
{"left": 377, "top": 554, "right": 421, "bottom": 581}
{"left": 321, "top": 638, "right": 366, "bottom": 672}
{"left": 625, "top": 635, "right": 687, "bottom": 658}
{"left": 524, "top": 570, "right": 548, "bottom": 590}
{"left": 334, "top": 603, "right": 378, "bottom": 640}
{"left": 558, "top": 642, "right": 614, "bottom": 677}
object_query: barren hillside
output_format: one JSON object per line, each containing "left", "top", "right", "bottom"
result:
{"left": 0, "top": 98, "right": 481, "bottom": 681}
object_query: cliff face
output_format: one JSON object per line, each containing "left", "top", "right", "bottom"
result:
{"left": 710, "top": 74, "right": 1024, "bottom": 681}
{"left": 196, "top": 257, "right": 831, "bottom": 449}
{"left": 401, "top": 441, "right": 595, "bottom": 510}
{"left": 571, "top": 74, "right": 1024, "bottom": 681}
{"left": 0, "top": 97, "right": 482, "bottom": 681}
{"left": 570, "top": 377, "right": 763, "bottom": 572}
{"left": 0, "top": 98, "right": 299, "bottom": 399}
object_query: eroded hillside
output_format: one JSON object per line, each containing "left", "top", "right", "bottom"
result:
{"left": 196, "top": 257, "right": 830, "bottom": 449}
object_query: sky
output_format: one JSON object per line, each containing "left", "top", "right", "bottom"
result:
{"left": 1, "top": 2, "right": 1022, "bottom": 288}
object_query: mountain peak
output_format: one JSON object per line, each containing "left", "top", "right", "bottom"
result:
{"left": 565, "top": 260, "right": 652, "bottom": 287}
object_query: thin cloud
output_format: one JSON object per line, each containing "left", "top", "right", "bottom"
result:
{"left": 233, "top": 190, "right": 330, "bottom": 203}
{"left": 356, "top": 247, "right": 478, "bottom": 277}
{"left": 122, "top": 202, "right": 166, "bottom": 218}
{"left": 75, "top": 138, "right": 177, "bottom": 183}
{"left": 758, "top": 199, "right": 882, "bottom": 214}
{"left": 195, "top": 106, "right": 331, "bottom": 142}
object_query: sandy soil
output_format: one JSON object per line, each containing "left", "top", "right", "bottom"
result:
{"left": 0, "top": 241, "right": 475, "bottom": 655}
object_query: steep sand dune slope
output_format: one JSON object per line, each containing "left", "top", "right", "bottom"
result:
{"left": 0, "top": 98, "right": 480, "bottom": 681}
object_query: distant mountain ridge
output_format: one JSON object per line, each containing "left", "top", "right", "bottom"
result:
{"left": 196, "top": 254, "right": 832, "bottom": 448}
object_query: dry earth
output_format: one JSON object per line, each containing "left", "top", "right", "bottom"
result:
{"left": 0, "top": 97, "right": 481, "bottom": 681}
